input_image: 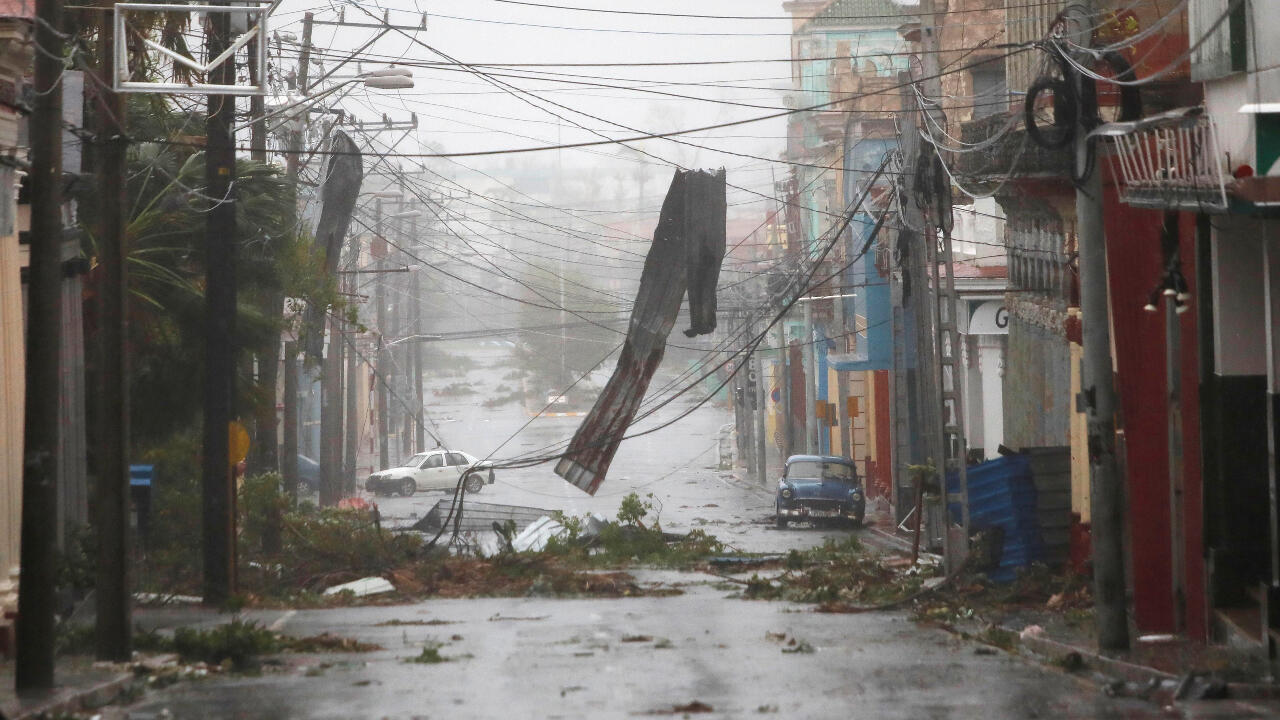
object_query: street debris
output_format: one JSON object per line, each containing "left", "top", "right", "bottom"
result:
{"left": 323, "top": 576, "right": 395, "bottom": 597}
{"left": 512, "top": 516, "right": 569, "bottom": 552}
{"left": 646, "top": 700, "right": 714, "bottom": 715}
{"left": 781, "top": 640, "right": 815, "bottom": 654}
{"left": 405, "top": 642, "right": 450, "bottom": 664}
{"left": 765, "top": 631, "right": 815, "bottom": 654}
{"left": 90, "top": 620, "right": 383, "bottom": 675}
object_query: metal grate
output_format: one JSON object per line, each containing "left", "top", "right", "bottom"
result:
{"left": 1093, "top": 107, "right": 1229, "bottom": 212}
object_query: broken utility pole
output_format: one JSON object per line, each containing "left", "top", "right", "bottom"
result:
{"left": 556, "top": 169, "right": 726, "bottom": 495}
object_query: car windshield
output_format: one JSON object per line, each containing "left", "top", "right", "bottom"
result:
{"left": 786, "top": 460, "right": 855, "bottom": 482}
{"left": 401, "top": 453, "right": 428, "bottom": 467}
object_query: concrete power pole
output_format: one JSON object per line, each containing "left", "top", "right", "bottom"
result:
{"left": 778, "top": 320, "right": 792, "bottom": 459}
{"left": 282, "top": 341, "right": 299, "bottom": 501}
{"left": 1073, "top": 30, "right": 1130, "bottom": 650}
{"left": 93, "top": 11, "right": 132, "bottom": 662}
{"left": 411, "top": 217, "right": 426, "bottom": 452}
{"left": 201, "top": 0, "right": 238, "bottom": 606}
{"left": 279, "top": 12, "right": 312, "bottom": 502}
{"left": 376, "top": 201, "right": 390, "bottom": 470}
{"left": 802, "top": 300, "right": 817, "bottom": 454}
{"left": 754, "top": 346, "right": 768, "bottom": 485}
{"left": 343, "top": 269, "right": 359, "bottom": 494}
{"left": 319, "top": 297, "right": 344, "bottom": 506}
{"left": 16, "top": 0, "right": 63, "bottom": 689}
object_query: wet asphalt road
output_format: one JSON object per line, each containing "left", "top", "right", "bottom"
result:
{"left": 358, "top": 343, "right": 853, "bottom": 553}
{"left": 117, "top": 345, "right": 1280, "bottom": 719}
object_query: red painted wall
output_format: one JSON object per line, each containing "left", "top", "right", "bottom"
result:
{"left": 1102, "top": 180, "right": 1206, "bottom": 640}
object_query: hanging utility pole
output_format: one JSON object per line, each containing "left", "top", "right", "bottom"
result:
{"left": 93, "top": 13, "right": 131, "bottom": 662}
{"left": 16, "top": 0, "right": 64, "bottom": 690}
{"left": 202, "top": 0, "right": 238, "bottom": 605}
{"left": 1072, "top": 15, "right": 1130, "bottom": 649}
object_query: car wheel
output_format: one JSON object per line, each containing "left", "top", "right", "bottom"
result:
{"left": 851, "top": 514, "right": 864, "bottom": 529}
{"left": 775, "top": 504, "right": 787, "bottom": 530}
{"left": 464, "top": 473, "right": 484, "bottom": 494}
{"left": 399, "top": 478, "right": 415, "bottom": 497}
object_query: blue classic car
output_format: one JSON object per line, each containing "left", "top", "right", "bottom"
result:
{"left": 775, "top": 455, "right": 865, "bottom": 529}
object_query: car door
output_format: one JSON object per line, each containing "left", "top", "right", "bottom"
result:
{"left": 417, "top": 452, "right": 447, "bottom": 490}
{"left": 446, "top": 452, "right": 470, "bottom": 485}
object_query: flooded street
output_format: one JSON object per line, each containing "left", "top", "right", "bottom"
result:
{"left": 109, "top": 343, "right": 1279, "bottom": 719}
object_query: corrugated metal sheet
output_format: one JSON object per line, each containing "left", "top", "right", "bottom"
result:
{"left": 409, "top": 499, "right": 552, "bottom": 536}
{"left": 948, "top": 454, "right": 1043, "bottom": 582}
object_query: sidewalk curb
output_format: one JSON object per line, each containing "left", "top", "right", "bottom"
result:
{"left": 1013, "top": 630, "right": 1280, "bottom": 700}
{"left": 2, "top": 671, "right": 137, "bottom": 720}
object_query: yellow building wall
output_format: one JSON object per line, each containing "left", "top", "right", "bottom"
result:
{"left": 1069, "top": 341, "right": 1090, "bottom": 522}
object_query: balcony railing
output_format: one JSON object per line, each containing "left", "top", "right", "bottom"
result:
{"left": 1091, "top": 106, "right": 1229, "bottom": 212}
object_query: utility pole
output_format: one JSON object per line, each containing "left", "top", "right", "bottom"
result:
{"left": 388, "top": 213, "right": 403, "bottom": 461}
{"left": 282, "top": 341, "right": 299, "bottom": 502}
{"left": 802, "top": 300, "right": 817, "bottom": 454}
{"left": 1073, "top": 20, "right": 1130, "bottom": 649}
{"left": 343, "top": 270, "right": 359, "bottom": 494}
{"left": 93, "top": 11, "right": 131, "bottom": 662}
{"left": 16, "top": 0, "right": 63, "bottom": 690}
{"left": 376, "top": 200, "right": 390, "bottom": 470}
{"left": 1163, "top": 211, "right": 1186, "bottom": 635}
{"left": 411, "top": 217, "right": 426, "bottom": 452}
{"left": 279, "top": 12, "right": 312, "bottom": 502}
{"left": 246, "top": 17, "right": 277, "bottom": 481}
{"left": 285, "top": 12, "right": 312, "bottom": 179}
{"left": 319, "top": 299, "right": 344, "bottom": 506}
{"left": 778, "top": 320, "right": 792, "bottom": 458}
{"left": 915, "top": 0, "right": 969, "bottom": 567}
{"left": 202, "top": 0, "right": 237, "bottom": 605}
{"left": 754, "top": 345, "right": 768, "bottom": 485}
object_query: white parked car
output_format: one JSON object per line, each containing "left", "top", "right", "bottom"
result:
{"left": 365, "top": 450, "right": 495, "bottom": 497}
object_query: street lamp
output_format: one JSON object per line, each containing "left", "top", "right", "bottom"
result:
{"left": 262, "top": 67, "right": 416, "bottom": 133}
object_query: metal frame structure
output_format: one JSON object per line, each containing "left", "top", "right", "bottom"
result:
{"left": 1093, "top": 107, "right": 1230, "bottom": 213}
{"left": 113, "top": 1, "right": 272, "bottom": 95}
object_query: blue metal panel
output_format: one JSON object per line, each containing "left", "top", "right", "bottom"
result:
{"left": 129, "top": 464, "right": 155, "bottom": 488}
{"left": 946, "top": 455, "right": 1045, "bottom": 582}
{"left": 832, "top": 213, "right": 892, "bottom": 371}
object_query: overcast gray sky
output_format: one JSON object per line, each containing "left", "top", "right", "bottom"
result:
{"left": 269, "top": 0, "right": 795, "bottom": 214}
